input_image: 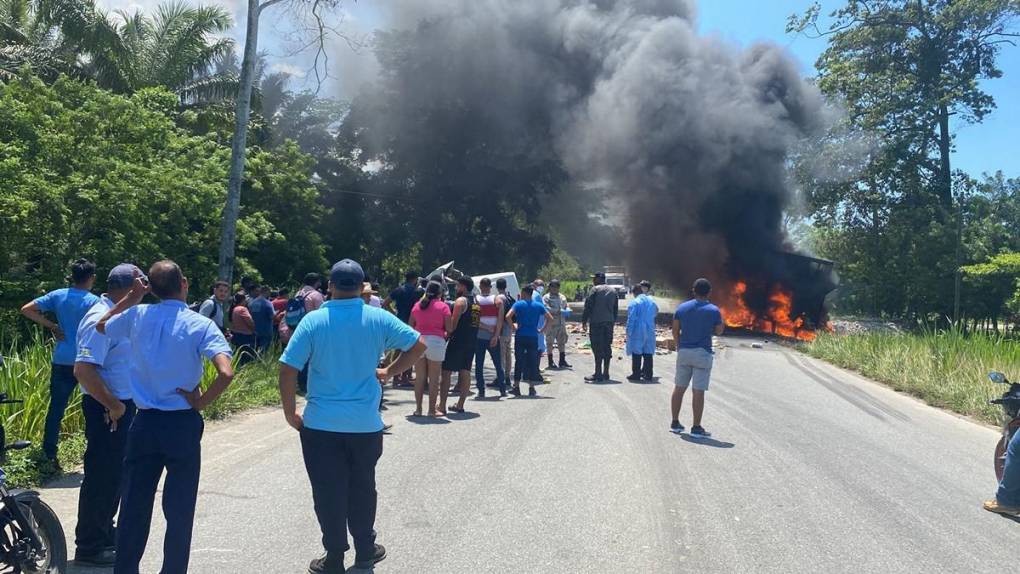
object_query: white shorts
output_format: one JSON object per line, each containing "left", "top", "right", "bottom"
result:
{"left": 423, "top": 335, "right": 448, "bottom": 362}
{"left": 675, "top": 347, "right": 714, "bottom": 391}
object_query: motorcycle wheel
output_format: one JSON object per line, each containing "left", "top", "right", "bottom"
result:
{"left": 17, "top": 499, "right": 66, "bottom": 574}
{"left": 995, "top": 436, "right": 1007, "bottom": 483}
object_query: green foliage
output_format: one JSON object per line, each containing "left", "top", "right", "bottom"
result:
{"left": 0, "top": 74, "right": 228, "bottom": 303}
{"left": 538, "top": 247, "right": 585, "bottom": 283}
{"left": 0, "top": 73, "right": 327, "bottom": 305}
{"left": 236, "top": 142, "right": 329, "bottom": 285}
{"left": 0, "top": 333, "right": 282, "bottom": 487}
{"left": 790, "top": 1, "right": 1020, "bottom": 320}
{"left": 962, "top": 252, "right": 1020, "bottom": 319}
{"left": 806, "top": 327, "right": 1020, "bottom": 425}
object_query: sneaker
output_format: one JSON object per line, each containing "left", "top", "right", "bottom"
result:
{"left": 690, "top": 426, "right": 711, "bottom": 438}
{"left": 308, "top": 552, "right": 345, "bottom": 574}
{"left": 509, "top": 386, "right": 522, "bottom": 396}
{"left": 626, "top": 374, "right": 642, "bottom": 381}
{"left": 642, "top": 375, "right": 654, "bottom": 382}
{"left": 670, "top": 421, "right": 685, "bottom": 434}
{"left": 500, "top": 390, "right": 508, "bottom": 398}
{"left": 599, "top": 373, "right": 610, "bottom": 382}
{"left": 354, "top": 544, "right": 387, "bottom": 569}
{"left": 983, "top": 499, "right": 1020, "bottom": 516}
{"left": 75, "top": 549, "right": 116, "bottom": 567}
{"left": 475, "top": 390, "right": 486, "bottom": 399}
{"left": 584, "top": 374, "right": 601, "bottom": 383}
{"left": 528, "top": 385, "right": 538, "bottom": 397}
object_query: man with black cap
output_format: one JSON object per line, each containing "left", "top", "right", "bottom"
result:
{"left": 582, "top": 271, "right": 619, "bottom": 382}
{"left": 279, "top": 259, "right": 426, "bottom": 574}
{"left": 97, "top": 260, "right": 234, "bottom": 574}
{"left": 71, "top": 263, "right": 143, "bottom": 566}
{"left": 440, "top": 276, "right": 480, "bottom": 413}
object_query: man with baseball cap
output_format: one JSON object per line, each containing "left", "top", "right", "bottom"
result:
{"left": 582, "top": 271, "right": 619, "bottom": 382}
{"left": 97, "top": 260, "right": 235, "bottom": 574}
{"left": 71, "top": 264, "right": 143, "bottom": 566}
{"left": 279, "top": 259, "right": 426, "bottom": 574}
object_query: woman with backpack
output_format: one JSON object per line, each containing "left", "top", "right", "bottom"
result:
{"left": 409, "top": 281, "right": 452, "bottom": 417}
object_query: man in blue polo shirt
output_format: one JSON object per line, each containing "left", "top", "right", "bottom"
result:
{"left": 72, "top": 263, "right": 144, "bottom": 566}
{"left": 671, "top": 278, "right": 725, "bottom": 438}
{"left": 98, "top": 260, "right": 234, "bottom": 574}
{"left": 505, "top": 284, "right": 553, "bottom": 397}
{"left": 280, "top": 259, "right": 426, "bottom": 574}
{"left": 21, "top": 258, "right": 100, "bottom": 460}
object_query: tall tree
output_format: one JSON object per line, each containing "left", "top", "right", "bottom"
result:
{"left": 790, "top": 0, "right": 1020, "bottom": 209}
{"left": 217, "top": 0, "right": 343, "bottom": 284}
{"left": 96, "top": 0, "right": 235, "bottom": 100}
{"left": 789, "top": 0, "right": 1020, "bottom": 318}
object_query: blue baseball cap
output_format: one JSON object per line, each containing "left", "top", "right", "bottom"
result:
{"left": 330, "top": 259, "right": 365, "bottom": 290}
{"left": 107, "top": 263, "right": 146, "bottom": 290}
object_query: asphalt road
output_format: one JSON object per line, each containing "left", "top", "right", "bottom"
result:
{"left": 42, "top": 337, "right": 1020, "bottom": 573}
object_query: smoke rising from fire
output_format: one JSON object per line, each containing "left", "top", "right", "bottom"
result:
{"left": 348, "top": 0, "right": 835, "bottom": 325}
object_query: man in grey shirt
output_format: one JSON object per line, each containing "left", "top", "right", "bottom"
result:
{"left": 582, "top": 272, "right": 619, "bottom": 382}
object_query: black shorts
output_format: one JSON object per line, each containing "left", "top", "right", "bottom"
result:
{"left": 443, "top": 338, "right": 474, "bottom": 372}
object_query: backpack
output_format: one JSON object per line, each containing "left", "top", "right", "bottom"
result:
{"left": 285, "top": 294, "right": 308, "bottom": 327}
{"left": 190, "top": 297, "right": 219, "bottom": 321}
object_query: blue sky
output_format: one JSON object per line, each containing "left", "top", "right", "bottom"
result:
{"left": 694, "top": 1, "right": 1019, "bottom": 179}
{"left": 102, "top": 0, "right": 1018, "bottom": 179}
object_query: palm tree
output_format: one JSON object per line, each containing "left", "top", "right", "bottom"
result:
{"left": 0, "top": 0, "right": 114, "bottom": 81}
{"left": 95, "top": 0, "right": 236, "bottom": 101}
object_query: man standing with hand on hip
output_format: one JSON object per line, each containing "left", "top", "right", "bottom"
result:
{"left": 72, "top": 263, "right": 144, "bottom": 567}
{"left": 671, "top": 278, "right": 724, "bottom": 439}
{"left": 20, "top": 258, "right": 99, "bottom": 461}
{"left": 97, "top": 260, "right": 234, "bottom": 574}
{"left": 279, "top": 259, "right": 426, "bottom": 574}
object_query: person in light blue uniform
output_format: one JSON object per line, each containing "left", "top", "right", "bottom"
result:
{"left": 72, "top": 263, "right": 144, "bottom": 566}
{"left": 626, "top": 285, "right": 657, "bottom": 381}
{"left": 20, "top": 258, "right": 100, "bottom": 460}
{"left": 97, "top": 260, "right": 234, "bottom": 574}
{"left": 532, "top": 279, "right": 548, "bottom": 369}
{"left": 279, "top": 259, "right": 426, "bottom": 574}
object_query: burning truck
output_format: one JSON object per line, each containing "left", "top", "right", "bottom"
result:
{"left": 716, "top": 252, "right": 837, "bottom": 342}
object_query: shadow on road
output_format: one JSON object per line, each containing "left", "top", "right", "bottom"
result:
{"left": 586, "top": 379, "right": 622, "bottom": 385}
{"left": 445, "top": 411, "right": 482, "bottom": 421}
{"left": 44, "top": 472, "right": 83, "bottom": 489}
{"left": 679, "top": 434, "right": 735, "bottom": 449}
{"left": 405, "top": 415, "right": 451, "bottom": 425}
{"left": 626, "top": 378, "right": 662, "bottom": 385}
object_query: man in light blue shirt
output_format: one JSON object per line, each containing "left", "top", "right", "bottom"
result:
{"left": 280, "top": 258, "right": 425, "bottom": 574}
{"left": 97, "top": 260, "right": 234, "bottom": 574}
{"left": 20, "top": 258, "right": 100, "bottom": 460}
{"left": 72, "top": 263, "right": 143, "bottom": 566}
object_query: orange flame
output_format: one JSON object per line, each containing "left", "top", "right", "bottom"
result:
{"left": 721, "top": 281, "right": 818, "bottom": 341}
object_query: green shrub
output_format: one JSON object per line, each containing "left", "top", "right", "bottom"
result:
{"left": 805, "top": 327, "right": 1020, "bottom": 424}
{"left": 0, "top": 334, "right": 281, "bottom": 487}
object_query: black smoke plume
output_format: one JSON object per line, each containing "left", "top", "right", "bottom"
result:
{"left": 347, "top": 0, "right": 836, "bottom": 324}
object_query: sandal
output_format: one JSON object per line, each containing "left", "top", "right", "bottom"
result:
{"left": 448, "top": 405, "right": 465, "bottom": 414}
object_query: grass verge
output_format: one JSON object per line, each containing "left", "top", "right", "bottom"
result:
{"left": 1, "top": 337, "right": 281, "bottom": 488}
{"left": 804, "top": 328, "right": 1019, "bottom": 426}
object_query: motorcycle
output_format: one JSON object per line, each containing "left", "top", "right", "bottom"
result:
{"left": 990, "top": 372, "right": 1020, "bottom": 482}
{"left": 0, "top": 392, "right": 67, "bottom": 573}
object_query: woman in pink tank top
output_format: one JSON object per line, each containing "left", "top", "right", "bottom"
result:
{"left": 409, "top": 281, "right": 453, "bottom": 416}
